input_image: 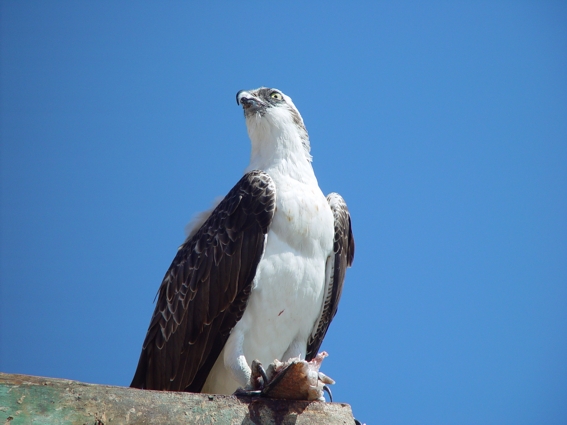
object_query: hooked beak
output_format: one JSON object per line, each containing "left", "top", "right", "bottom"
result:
{"left": 236, "top": 90, "right": 265, "bottom": 114}
{"left": 236, "top": 90, "right": 248, "bottom": 105}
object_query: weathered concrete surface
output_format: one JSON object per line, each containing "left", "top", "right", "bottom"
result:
{"left": 0, "top": 372, "right": 354, "bottom": 425}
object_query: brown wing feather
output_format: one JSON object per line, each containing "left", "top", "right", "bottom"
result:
{"left": 131, "top": 170, "right": 276, "bottom": 391}
{"left": 306, "top": 193, "right": 355, "bottom": 360}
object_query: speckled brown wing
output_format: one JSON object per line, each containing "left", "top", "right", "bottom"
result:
{"left": 306, "top": 193, "right": 355, "bottom": 360}
{"left": 131, "top": 170, "right": 276, "bottom": 392}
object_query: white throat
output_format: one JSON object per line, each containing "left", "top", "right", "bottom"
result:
{"left": 244, "top": 108, "right": 316, "bottom": 184}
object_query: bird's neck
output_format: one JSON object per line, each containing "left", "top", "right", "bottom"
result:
{"left": 244, "top": 117, "right": 316, "bottom": 185}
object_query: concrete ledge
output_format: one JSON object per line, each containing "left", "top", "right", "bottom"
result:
{"left": 0, "top": 372, "right": 355, "bottom": 425}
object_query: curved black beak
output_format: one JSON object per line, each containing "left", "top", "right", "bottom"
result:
{"left": 236, "top": 90, "right": 246, "bottom": 105}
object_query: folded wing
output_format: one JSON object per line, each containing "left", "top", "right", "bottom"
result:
{"left": 131, "top": 170, "right": 276, "bottom": 391}
{"left": 306, "top": 193, "right": 355, "bottom": 360}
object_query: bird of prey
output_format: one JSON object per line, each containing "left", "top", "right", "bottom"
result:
{"left": 131, "top": 87, "right": 354, "bottom": 397}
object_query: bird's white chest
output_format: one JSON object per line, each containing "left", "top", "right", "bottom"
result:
{"left": 270, "top": 178, "right": 334, "bottom": 253}
{"left": 239, "top": 177, "right": 334, "bottom": 357}
{"left": 202, "top": 176, "right": 334, "bottom": 394}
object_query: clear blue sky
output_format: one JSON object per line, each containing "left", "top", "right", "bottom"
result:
{"left": 1, "top": 2, "right": 566, "bottom": 424}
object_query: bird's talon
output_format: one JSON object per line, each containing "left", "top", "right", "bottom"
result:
{"left": 255, "top": 362, "right": 269, "bottom": 387}
{"left": 250, "top": 359, "right": 269, "bottom": 390}
{"left": 234, "top": 387, "right": 262, "bottom": 397}
{"left": 322, "top": 384, "right": 333, "bottom": 402}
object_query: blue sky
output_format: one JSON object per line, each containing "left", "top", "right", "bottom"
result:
{"left": 1, "top": 1, "right": 566, "bottom": 424}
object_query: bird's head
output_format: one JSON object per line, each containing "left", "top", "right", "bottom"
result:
{"left": 237, "top": 87, "right": 311, "bottom": 163}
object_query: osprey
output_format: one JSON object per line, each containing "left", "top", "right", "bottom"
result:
{"left": 131, "top": 87, "right": 354, "bottom": 397}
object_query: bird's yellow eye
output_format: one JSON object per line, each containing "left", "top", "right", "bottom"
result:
{"left": 271, "top": 92, "right": 283, "bottom": 100}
